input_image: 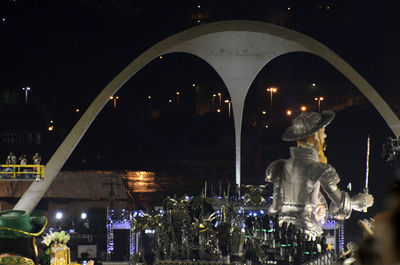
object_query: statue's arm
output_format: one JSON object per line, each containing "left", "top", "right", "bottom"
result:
{"left": 265, "top": 159, "right": 285, "bottom": 215}
{"left": 316, "top": 164, "right": 352, "bottom": 220}
{"left": 317, "top": 163, "right": 374, "bottom": 219}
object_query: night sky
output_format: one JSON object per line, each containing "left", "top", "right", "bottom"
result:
{"left": 1, "top": 0, "right": 400, "bottom": 240}
{"left": 1, "top": 0, "right": 397, "bottom": 102}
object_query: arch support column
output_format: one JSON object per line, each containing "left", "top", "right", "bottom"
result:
{"left": 164, "top": 31, "right": 305, "bottom": 190}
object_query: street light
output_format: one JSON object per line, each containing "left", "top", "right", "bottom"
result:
{"left": 300, "top": 105, "right": 307, "bottom": 112}
{"left": 22, "top": 87, "right": 31, "bottom": 104}
{"left": 212, "top": 94, "right": 217, "bottom": 110}
{"left": 110, "top": 96, "right": 119, "bottom": 109}
{"left": 314, "top": 96, "right": 324, "bottom": 112}
{"left": 286, "top": 110, "right": 292, "bottom": 116}
{"left": 266, "top": 87, "right": 278, "bottom": 113}
{"left": 217, "top": 92, "right": 222, "bottom": 109}
{"left": 261, "top": 110, "right": 267, "bottom": 115}
{"left": 224, "top": 99, "right": 231, "bottom": 118}
{"left": 176, "top": 91, "right": 180, "bottom": 105}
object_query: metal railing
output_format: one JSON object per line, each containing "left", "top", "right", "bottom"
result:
{"left": 0, "top": 164, "right": 44, "bottom": 180}
{"left": 302, "top": 251, "right": 336, "bottom": 265}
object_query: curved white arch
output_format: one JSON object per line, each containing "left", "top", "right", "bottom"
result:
{"left": 15, "top": 20, "right": 399, "bottom": 212}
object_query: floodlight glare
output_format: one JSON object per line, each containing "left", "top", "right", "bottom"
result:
{"left": 81, "top": 212, "right": 87, "bottom": 219}
{"left": 55, "top": 212, "right": 63, "bottom": 220}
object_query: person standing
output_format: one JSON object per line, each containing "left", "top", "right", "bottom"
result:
{"left": 4, "top": 152, "right": 17, "bottom": 178}
{"left": 6, "top": 152, "right": 17, "bottom": 165}
{"left": 32, "top": 153, "right": 42, "bottom": 180}
{"left": 6, "top": 152, "right": 12, "bottom": 165}
{"left": 19, "top": 154, "right": 28, "bottom": 179}
{"left": 32, "top": 153, "right": 41, "bottom": 165}
{"left": 19, "top": 154, "right": 27, "bottom": 165}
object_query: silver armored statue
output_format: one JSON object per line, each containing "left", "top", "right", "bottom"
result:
{"left": 266, "top": 111, "right": 374, "bottom": 237}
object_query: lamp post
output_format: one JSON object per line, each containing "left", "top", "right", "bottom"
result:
{"left": 212, "top": 94, "right": 217, "bottom": 110}
{"left": 314, "top": 96, "right": 324, "bottom": 112}
{"left": 176, "top": 91, "right": 180, "bottom": 105}
{"left": 266, "top": 87, "right": 278, "bottom": 113}
{"left": 300, "top": 105, "right": 307, "bottom": 112}
{"left": 224, "top": 99, "right": 231, "bottom": 118}
{"left": 217, "top": 92, "right": 222, "bottom": 109}
{"left": 48, "top": 120, "right": 54, "bottom": 131}
{"left": 110, "top": 96, "right": 119, "bottom": 109}
{"left": 22, "top": 87, "right": 31, "bottom": 104}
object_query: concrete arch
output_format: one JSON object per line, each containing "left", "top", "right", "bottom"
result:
{"left": 15, "top": 20, "right": 400, "bottom": 212}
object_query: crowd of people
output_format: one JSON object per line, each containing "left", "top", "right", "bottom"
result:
{"left": 0, "top": 152, "right": 42, "bottom": 179}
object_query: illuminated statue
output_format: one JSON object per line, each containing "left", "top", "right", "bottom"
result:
{"left": 266, "top": 111, "right": 374, "bottom": 237}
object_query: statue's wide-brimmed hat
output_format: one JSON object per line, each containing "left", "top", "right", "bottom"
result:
{"left": 0, "top": 210, "right": 47, "bottom": 239}
{"left": 282, "top": 111, "right": 335, "bottom": 141}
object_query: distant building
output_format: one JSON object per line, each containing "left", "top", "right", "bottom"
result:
{"left": 0, "top": 89, "right": 46, "bottom": 163}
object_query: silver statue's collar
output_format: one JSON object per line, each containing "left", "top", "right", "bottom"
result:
{"left": 290, "top": 147, "right": 319, "bottom": 161}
